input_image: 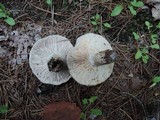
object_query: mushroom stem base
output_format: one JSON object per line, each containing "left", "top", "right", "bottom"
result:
{"left": 93, "top": 50, "right": 116, "bottom": 66}
{"left": 48, "top": 57, "right": 65, "bottom": 72}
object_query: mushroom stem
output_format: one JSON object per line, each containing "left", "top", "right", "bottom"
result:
{"left": 48, "top": 57, "right": 65, "bottom": 72}
{"left": 93, "top": 50, "right": 116, "bottom": 66}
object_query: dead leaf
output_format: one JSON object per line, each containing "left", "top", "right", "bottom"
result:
{"left": 43, "top": 101, "right": 81, "bottom": 120}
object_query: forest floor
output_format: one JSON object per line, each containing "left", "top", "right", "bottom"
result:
{"left": 0, "top": 0, "right": 160, "bottom": 120}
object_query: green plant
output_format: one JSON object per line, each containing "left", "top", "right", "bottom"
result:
{"left": 0, "top": 3, "right": 15, "bottom": 26}
{"left": 135, "top": 47, "right": 149, "bottom": 64}
{"left": 0, "top": 105, "right": 8, "bottom": 114}
{"left": 91, "top": 13, "right": 100, "bottom": 26}
{"left": 150, "top": 76, "right": 160, "bottom": 88}
{"left": 133, "top": 32, "right": 149, "bottom": 63}
{"left": 110, "top": 0, "right": 144, "bottom": 17}
{"left": 90, "top": 13, "right": 111, "bottom": 32}
{"left": 128, "top": 0, "right": 144, "bottom": 15}
{"left": 133, "top": 21, "right": 160, "bottom": 63}
{"left": 80, "top": 96, "right": 102, "bottom": 120}
{"left": 145, "top": 21, "right": 160, "bottom": 50}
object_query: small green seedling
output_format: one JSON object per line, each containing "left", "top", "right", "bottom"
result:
{"left": 135, "top": 48, "right": 149, "bottom": 64}
{"left": 128, "top": 5, "right": 137, "bottom": 15}
{"left": 150, "top": 34, "right": 158, "bottom": 44}
{"left": 128, "top": 0, "right": 144, "bottom": 15}
{"left": 90, "top": 13, "right": 111, "bottom": 31}
{"left": 133, "top": 32, "right": 150, "bottom": 64}
{"left": 0, "top": 105, "right": 8, "bottom": 114}
{"left": 133, "top": 21, "right": 160, "bottom": 64}
{"left": 145, "top": 21, "right": 153, "bottom": 30}
{"left": 149, "top": 76, "right": 160, "bottom": 88}
{"left": 133, "top": 32, "right": 140, "bottom": 40}
{"left": 145, "top": 21, "right": 160, "bottom": 50}
{"left": 91, "top": 13, "right": 100, "bottom": 26}
{"left": 130, "top": 0, "right": 144, "bottom": 7}
{"left": 81, "top": 96, "right": 102, "bottom": 120}
{"left": 110, "top": 1, "right": 144, "bottom": 17}
{"left": 90, "top": 13, "right": 101, "bottom": 31}
{"left": 0, "top": 3, "right": 15, "bottom": 26}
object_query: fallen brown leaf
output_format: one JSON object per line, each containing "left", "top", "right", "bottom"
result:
{"left": 43, "top": 101, "right": 81, "bottom": 120}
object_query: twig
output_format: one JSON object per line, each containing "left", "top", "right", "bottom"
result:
{"left": 26, "top": 0, "right": 61, "bottom": 16}
{"left": 120, "top": 92, "right": 148, "bottom": 120}
{"left": 148, "top": 53, "right": 160, "bottom": 64}
{"left": 119, "top": 108, "right": 133, "bottom": 120}
{"left": 51, "top": 0, "right": 54, "bottom": 26}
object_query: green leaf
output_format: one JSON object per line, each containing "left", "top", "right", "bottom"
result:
{"left": 142, "top": 54, "right": 149, "bottom": 60}
{"left": 152, "top": 76, "right": 160, "bottom": 83}
{"left": 128, "top": 5, "right": 137, "bottom": 15}
{"left": 89, "top": 96, "right": 98, "bottom": 103}
{"left": 132, "top": 32, "right": 140, "bottom": 40}
{"left": 111, "top": 5, "right": 123, "bottom": 17}
{"left": 4, "top": 16, "right": 15, "bottom": 26}
{"left": 0, "top": 105, "right": 8, "bottom": 114}
{"left": 80, "top": 112, "right": 86, "bottom": 119}
{"left": 0, "top": 12, "right": 6, "bottom": 18}
{"left": 142, "top": 57, "right": 148, "bottom": 63}
{"left": 90, "top": 108, "right": 102, "bottom": 116}
{"left": 91, "top": 20, "right": 97, "bottom": 25}
{"left": 142, "top": 54, "right": 149, "bottom": 64}
{"left": 82, "top": 98, "right": 88, "bottom": 105}
{"left": 145, "top": 21, "right": 150, "bottom": 27}
{"left": 103, "top": 22, "right": 111, "bottom": 28}
{"left": 91, "top": 16, "right": 95, "bottom": 20}
{"left": 94, "top": 26, "right": 98, "bottom": 32}
{"left": 46, "top": 0, "right": 52, "bottom": 5}
{"left": 142, "top": 48, "right": 149, "bottom": 53}
{"left": 131, "top": 0, "right": 144, "bottom": 7}
{"left": 150, "top": 44, "right": 160, "bottom": 49}
{"left": 151, "top": 34, "right": 158, "bottom": 44}
{"left": 145, "top": 21, "right": 152, "bottom": 30}
{"left": 156, "top": 22, "right": 160, "bottom": 28}
{"left": 95, "top": 13, "right": 100, "bottom": 21}
{"left": 0, "top": 3, "right": 6, "bottom": 12}
{"left": 135, "top": 49, "right": 142, "bottom": 59}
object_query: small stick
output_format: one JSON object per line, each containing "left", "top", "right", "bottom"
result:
{"left": 120, "top": 92, "right": 148, "bottom": 120}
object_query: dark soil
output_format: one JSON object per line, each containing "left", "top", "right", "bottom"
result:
{"left": 0, "top": 0, "right": 160, "bottom": 120}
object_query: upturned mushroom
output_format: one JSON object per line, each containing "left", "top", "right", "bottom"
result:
{"left": 67, "top": 33, "right": 116, "bottom": 86}
{"left": 29, "top": 35, "right": 73, "bottom": 85}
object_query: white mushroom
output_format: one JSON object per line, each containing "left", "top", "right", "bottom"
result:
{"left": 146, "top": 0, "right": 160, "bottom": 3}
{"left": 67, "top": 33, "right": 116, "bottom": 86}
{"left": 29, "top": 35, "right": 73, "bottom": 85}
{"left": 151, "top": 4, "right": 160, "bottom": 20}
{"left": 145, "top": 0, "right": 160, "bottom": 20}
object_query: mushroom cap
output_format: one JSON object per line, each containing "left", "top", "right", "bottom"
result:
{"left": 29, "top": 35, "right": 73, "bottom": 85}
{"left": 67, "top": 33, "right": 114, "bottom": 86}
